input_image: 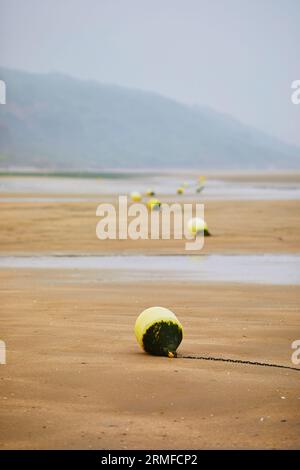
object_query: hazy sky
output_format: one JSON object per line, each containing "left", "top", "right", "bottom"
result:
{"left": 0, "top": 0, "right": 299, "bottom": 146}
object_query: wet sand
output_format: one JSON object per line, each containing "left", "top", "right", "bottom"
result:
{"left": 0, "top": 254, "right": 299, "bottom": 284}
{"left": 0, "top": 199, "right": 299, "bottom": 254}
{"left": 0, "top": 270, "right": 300, "bottom": 449}
{"left": 0, "top": 175, "right": 300, "bottom": 449}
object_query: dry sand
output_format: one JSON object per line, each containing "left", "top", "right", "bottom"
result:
{"left": 0, "top": 198, "right": 299, "bottom": 254}
{"left": 0, "top": 270, "right": 300, "bottom": 449}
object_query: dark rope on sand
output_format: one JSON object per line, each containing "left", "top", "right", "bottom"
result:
{"left": 177, "top": 354, "right": 300, "bottom": 372}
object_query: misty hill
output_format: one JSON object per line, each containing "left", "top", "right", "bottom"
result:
{"left": 0, "top": 67, "right": 299, "bottom": 169}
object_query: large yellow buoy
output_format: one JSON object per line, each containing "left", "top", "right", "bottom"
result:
{"left": 188, "top": 217, "right": 210, "bottom": 236}
{"left": 130, "top": 191, "right": 142, "bottom": 202}
{"left": 147, "top": 198, "right": 161, "bottom": 210}
{"left": 134, "top": 306, "right": 183, "bottom": 357}
{"left": 177, "top": 187, "right": 184, "bottom": 195}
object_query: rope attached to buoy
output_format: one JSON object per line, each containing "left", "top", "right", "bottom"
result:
{"left": 177, "top": 354, "right": 300, "bottom": 372}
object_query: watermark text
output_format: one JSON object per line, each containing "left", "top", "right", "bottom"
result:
{"left": 291, "top": 339, "right": 300, "bottom": 365}
{"left": 96, "top": 196, "right": 206, "bottom": 251}
{"left": 0, "top": 340, "right": 6, "bottom": 365}
{"left": 291, "top": 80, "right": 300, "bottom": 104}
{"left": 0, "top": 80, "right": 6, "bottom": 104}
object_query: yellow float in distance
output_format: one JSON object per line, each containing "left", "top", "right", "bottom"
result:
{"left": 188, "top": 217, "right": 210, "bottom": 236}
{"left": 145, "top": 189, "right": 156, "bottom": 197}
{"left": 196, "top": 185, "right": 204, "bottom": 194}
{"left": 147, "top": 198, "right": 161, "bottom": 210}
{"left": 130, "top": 191, "right": 142, "bottom": 202}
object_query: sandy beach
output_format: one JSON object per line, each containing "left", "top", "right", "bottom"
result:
{"left": 1, "top": 271, "right": 300, "bottom": 449}
{"left": 0, "top": 175, "right": 300, "bottom": 449}
{"left": 0, "top": 198, "right": 299, "bottom": 254}
{"left": 1, "top": 1, "right": 300, "bottom": 456}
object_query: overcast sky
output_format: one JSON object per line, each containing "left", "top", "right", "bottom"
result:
{"left": 0, "top": 0, "right": 299, "bottom": 146}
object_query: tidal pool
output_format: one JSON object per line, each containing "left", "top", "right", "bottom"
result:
{"left": 0, "top": 254, "right": 299, "bottom": 285}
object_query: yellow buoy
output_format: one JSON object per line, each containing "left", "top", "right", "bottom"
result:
{"left": 188, "top": 217, "right": 210, "bottom": 236}
{"left": 130, "top": 191, "right": 142, "bottom": 202}
{"left": 145, "top": 189, "right": 156, "bottom": 197}
{"left": 134, "top": 306, "right": 183, "bottom": 357}
{"left": 147, "top": 198, "right": 161, "bottom": 210}
{"left": 177, "top": 187, "right": 184, "bottom": 195}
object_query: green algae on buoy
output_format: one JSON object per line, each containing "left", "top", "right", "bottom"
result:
{"left": 145, "top": 189, "right": 156, "bottom": 197}
{"left": 147, "top": 198, "right": 161, "bottom": 211}
{"left": 134, "top": 307, "right": 183, "bottom": 357}
{"left": 196, "top": 185, "right": 205, "bottom": 193}
{"left": 188, "top": 217, "right": 211, "bottom": 236}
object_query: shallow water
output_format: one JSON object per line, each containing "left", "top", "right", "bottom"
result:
{"left": 0, "top": 197, "right": 102, "bottom": 202}
{"left": 1, "top": 176, "right": 300, "bottom": 200}
{"left": 0, "top": 254, "right": 299, "bottom": 285}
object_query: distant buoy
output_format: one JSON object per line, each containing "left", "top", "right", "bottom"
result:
{"left": 147, "top": 198, "right": 161, "bottom": 210}
{"left": 177, "top": 187, "right": 184, "bottom": 195}
{"left": 196, "top": 185, "right": 204, "bottom": 194}
{"left": 130, "top": 191, "right": 142, "bottom": 202}
{"left": 134, "top": 306, "right": 183, "bottom": 357}
{"left": 145, "top": 189, "right": 156, "bottom": 197}
{"left": 188, "top": 217, "right": 210, "bottom": 236}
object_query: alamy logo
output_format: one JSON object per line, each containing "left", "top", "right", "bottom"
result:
{"left": 96, "top": 196, "right": 206, "bottom": 251}
{"left": 291, "top": 340, "right": 300, "bottom": 365}
{"left": 0, "top": 340, "right": 6, "bottom": 365}
{"left": 291, "top": 80, "right": 300, "bottom": 105}
{"left": 0, "top": 80, "right": 6, "bottom": 104}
